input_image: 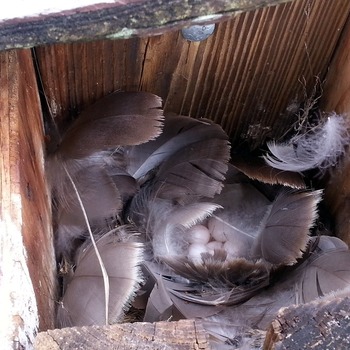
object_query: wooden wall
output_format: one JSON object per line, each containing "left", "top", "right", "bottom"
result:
{"left": 35, "top": 0, "right": 350, "bottom": 149}
{"left": 0, "top": 50, "right": 55, "bottom": 348}
{"left": 321, "top": 18, "right": 350, "bottom": 246}
{"left": 2, "top": 0, "right": 350, "bottom": 348}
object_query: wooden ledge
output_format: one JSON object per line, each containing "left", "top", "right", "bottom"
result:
{"left": 34, "top": 319, "right": 211, "bottom": 350}
{"left": 264, "top": 296, "right": 350, "bottom": 349}
{"left": 0, "top": 0, "right": 292, "bottom": 50}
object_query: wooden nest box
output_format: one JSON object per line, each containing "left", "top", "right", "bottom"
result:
{"left": 1, "top": 0, "right": 350, "bottom": 348}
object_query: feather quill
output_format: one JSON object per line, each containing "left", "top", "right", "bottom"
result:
{"left": 47, "top": 92, "right": 164, "bottom": 258}
{"left": 56, "top": 227, "right": 144, "bottom": 328}
{"left": 263, "top": 113, "right": 350, "bottom": 173}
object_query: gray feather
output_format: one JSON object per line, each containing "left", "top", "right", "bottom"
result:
{"left": 56, "top": 227, "right": 144, "bottom": 327}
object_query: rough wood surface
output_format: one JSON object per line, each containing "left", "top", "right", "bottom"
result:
{"left": 264, "top": 296, "right": 350, "bottom": 350}
{"left": 0, "top": 0, "right": 294, "bottom": 51}
{"left": 34, "top": 320, "right": 211, "bottom": 350}
{"left": 35, "top": 0, "right": 350, "bottom": 149}
{"left": 321, "top": 18, "right": 350, "bottom": 246}
{"left": 0, "top": 49, "right": 56, "bottom": 349}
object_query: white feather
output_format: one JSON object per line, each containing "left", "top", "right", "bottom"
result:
{"left": 263, "top": 113, "right": 350, "bottom": 173}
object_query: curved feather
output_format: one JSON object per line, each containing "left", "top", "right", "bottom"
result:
{"left": 126, "top": 115, "right": 228, "bottom": 182}
{"left": 231, "top": 153, "right": 306, "bottom": 189}
{"left": 59, "top": 114, "right": 164, "bottom": 159}
{"left": 56, "top": 227, "right": 144, "bottom": 327}
{"left": 263, "top": 113, "right": 350, "bottom": 173}
{"left": 163, "top": 252, "right": 270, "bottom": 305}
{"left": 210, "top": 183, "right": 270, "bottom": 242}
{"left": 297, "top": 236, "right": 350, "bottom": 303}
{"left": 54, "top": 164, "right": 124, "bottom": 258}
{"left": 252, "top": 190, "right": 322, "bottom": 265}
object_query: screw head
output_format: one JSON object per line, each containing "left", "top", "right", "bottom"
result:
{"left": 181, "top": 24, "right": 215, "bottom": 42}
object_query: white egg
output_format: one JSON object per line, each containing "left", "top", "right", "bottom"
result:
{"left": 187, "top": 224, "right": 211, "bottom": 244}
{"left": 208, "top": 217, "right": 227, "bottom": 242}
{"left": 206, "top": 241, "right": 224, "bottom": 254}
{"left": 188, "top": 243, "right": 209, "bottom": 261}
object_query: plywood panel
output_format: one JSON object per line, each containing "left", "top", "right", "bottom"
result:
{"left": 35, "top": 0, "right": 350, "bottom": 149}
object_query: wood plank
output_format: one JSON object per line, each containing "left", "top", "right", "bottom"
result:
{"left": 321, "top": 19, "right": 350, "bottom": 245}
{"left": 35, "top": 0, "right": 350, "bottom": 149}
{"left": 0, "top": 49, "right": 56, "bottom": 349}
{"left": 0, "top": 0, "right": 293, "bottom": 51}
{"left": 264, "top": 296, "right": 350, "bottom": 349}
{"left": 34, "top": 319, "right": 211, "bottom": 350}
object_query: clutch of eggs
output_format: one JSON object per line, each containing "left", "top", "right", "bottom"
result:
{"left": 186, "top": 218, "right": 252, "bottom": 263}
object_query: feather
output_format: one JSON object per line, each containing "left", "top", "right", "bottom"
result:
{"left": 53, "top": 164, "right": 124, "bottom": 258}
{"left": 47, "top": 91, "right": 163, "bottom": 196}
{"left": 252, "top": 190, "right": 323, "bottom": 265}
{"left": 126, "top": 115, "right": 230, "bottom": 232}
{"left": 263, "top": 113, "right": 350, "bottom": 173}
{"left": 203, "top": 236, "right": 350, "bottom": 331}
{"left": 201, "top": 320, "right": 266, "bottom": 350}
{"left": 155, "top": 139, "right": 230, "bottom": 199}
{"left": 58, "top": 114, "right": 164, "bottom": 160}
{"left": 208, "top": 183, "right": 271, "bottom": 259}
{"left": 146, "top": 186, "right": 322, "bottom": 312}
{"left": 54, "top": 91, "right": 163, "bottom": 159}
{"left": 143, "top": 269, "right": 174, "bottom": 322}
{"left": 72, "top": 91, "right": 163, "bottom": 125}
{"left": 47, "top": 92, "right": 164, "bottom": 258}
{"left": 56, "top": 227, "right": 144, "bottom": 328}
{"left": 106, "top": 165, "right": 138, "bottom": 203}
{"left": 142, "top": 262, "right": 225, "bottom": 321}
{"left": 297, "top": 236, "right": 350, "bottom": 303}
{"left": 163, "top": 253, "right": 270, "bottom": 305}
{"left": 126, "top": 114, "right": 228, "bottom": 182}
{"left": 231, "top": 153, "right": 306, "bottom": 189}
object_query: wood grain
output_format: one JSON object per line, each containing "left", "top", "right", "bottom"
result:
{"left": 0, "top": 49, "right": 56, "bottom": 348}
{"left": 0, "top": 0, "right": 293, "bottom": 51}
{"left": 321, "top": 18, "right": 350, "bottom": 245}
{"left": 35, "top": 0, "right": 350, "bottom": 149}
{"left": 264, "top": 296, "right": 350, "bottom": 349}
{"left": 34, "top": 319, "right": 210, "bottom": 350}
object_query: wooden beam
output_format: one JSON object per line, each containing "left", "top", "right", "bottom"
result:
{"left": 0, "top": 0, "right": 293, "bottom": 50}
{"left": 34, "top": 319, "right": 211, "bottom": 350}
{"left": 0, "top": 49, "right": 56, "bottom": 348}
